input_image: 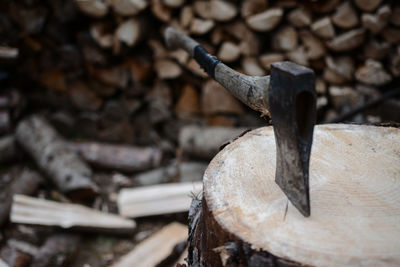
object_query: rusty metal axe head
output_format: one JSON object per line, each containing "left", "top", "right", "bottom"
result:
{"left": 269, "top": 62, "right": 317, "bottom": 217}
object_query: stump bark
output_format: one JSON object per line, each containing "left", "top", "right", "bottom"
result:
{"left": 188, "top": 124, "right": 400, "bottom": 267}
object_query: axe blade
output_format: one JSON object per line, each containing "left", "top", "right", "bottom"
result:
{"left": 269, "top": 62, "right": 316, "bottom": 217}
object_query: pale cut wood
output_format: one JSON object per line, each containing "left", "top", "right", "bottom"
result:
{"left": 155, "top": 59, "right": 182, "bottom": 79}
{"left": 174, "top": 84, "right": 201, "bottom": 116}
{"left": 311, "top": 17, "right": 335, "bottom": 39}
{"left": 90, "top": 24, "right": 114, "bottom": 48}
{"left": 259, "top": 53, "right": 285, "bottom": 70}
{"left": 75, "top": 0, "right": 109, "bottom": 17}
{"left": 241, "top": 57, "right": 265, "bottom": 76}
{"left": 272, "top": 26, "right": 298, "bottom": 52}
{"left": 202, "top": 124, "right": 400, "bottom": 267}
{"left": 355, "top": 59, "right": 392, "bottom": 86}
{"left": 190, "top": 19, "right": 215, "bottom": 35}
{"left": 286, "top": 46, "right": 308, "bottom": 66}
{"left": 162, "top": 0, "right": 184, "bottom": 8}
{"left": 354, "top": 0, "right": 382, "bottom": 11}
{"left": 287, "top": 7, "right": 311, "bottom": 27}
{"left": 246, "top": 8, "right": 283, "bottom": 32}
{"left": 112, "top": 222, "right": 187, "bottom": 267}
{"left": 115, "top": 18, "right": 140, "bottom": 47}
{"left": 299, "top": 30, "right": 325, "bottom": 60}
{"left": 324, "top": 56, "right": 354, "bottom": 84}
{"left": 241, "top": 0, "right": 268, "bottom": 18}
{"left": 151, "top": 0, "right": 171, "bottom": 22}
{"left": 331, "top": 1, "right": 359, "bottom": 29}
{"left": 210, "top": 0, "right": 237, "bottom": 22}
{"left": 329, "top": 86, "right": 361, "bottom": 108}
{"left": 0, "top": 47, "right": 18, "bottom": 59}
{"left": 217, "top": 42, "right": 240, "bottom": 62}
{"left": 11, "top": 195, "right": 136, "bottom": 233}
{"left": 110, "top": 0, "right": 147, "bottom": 16}
{"left": 118, "top": 182, "right": 202, "bottom": 217}
{"left": 362, "top": 5, "right": 391, "bottom": 34}
{"left": 180, "top": 5, "right": 193, "bottom": 28}
{"left": 327, "top": 28, "right": 365, "bottom": 52}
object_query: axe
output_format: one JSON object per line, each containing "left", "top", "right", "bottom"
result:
{"left": 164, "top": 27, "right": 316, "bottom": 217}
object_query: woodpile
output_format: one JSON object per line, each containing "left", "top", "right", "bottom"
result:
{"left": 0, "top": 0, "right": 399, "bottom": 265}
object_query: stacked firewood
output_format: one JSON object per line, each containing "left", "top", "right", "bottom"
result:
{"left": 0, "top": 0, "right": 400, "bottom": 266}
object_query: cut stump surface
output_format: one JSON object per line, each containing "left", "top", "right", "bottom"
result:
{"left": 192, "top": 124, "right": 400, "bottom": 267}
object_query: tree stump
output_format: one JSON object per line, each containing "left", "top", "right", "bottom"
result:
{"left": 188, "top": 124, "right": 400, "bottom": 267}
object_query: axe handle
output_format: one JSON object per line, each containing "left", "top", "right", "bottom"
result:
{"left": 164, "top": 27, "right": 270, "bottom": 116}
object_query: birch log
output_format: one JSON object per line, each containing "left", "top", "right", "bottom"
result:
{"left": 188, "top": 124, "right": 400, "bottom": 266}
{"left": 15, "top": 115, "right": 98, "bottom": 198}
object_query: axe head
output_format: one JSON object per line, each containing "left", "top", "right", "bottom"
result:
{"left": 269, "top": 62, "right": 316, "bottom": 217}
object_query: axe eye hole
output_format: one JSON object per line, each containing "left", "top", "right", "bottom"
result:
{"left": 296, "top": 91, "right": 315, "bottom": 141}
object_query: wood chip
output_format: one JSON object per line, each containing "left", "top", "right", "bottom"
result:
{"left": 112, "top": 222, "right": 187, "bottom": 267}
{"left": 75, "top": 0, "right": 109, "bottom": 17}
{"left": 110, "top": 0, "right": 147, "bottom": 16}
{"left": 287, "top": 7, "right": 312, "bottom": 27}
{"left": 115, "top": 19, "right": 141, "bottom": 47}
{"left": 273, "top": 26, "right": 298, "bottom": 51}
{"left": 311, "top": 17, "right": 335, "bottom": 39}
{"left": 355, "top": 59, "right": 392, "bottom": 86}
{"left": 118, "top": 182, "right": 202, "bottom": 217}
{"left": 327, "top": 28, "right": 365, "bottom": 52}
{"left": 354, "top": 0, "right": 382, "bottom": 11}
{"left": 11, "top": 195, "right": 136, "bottom": 233}
{"left": 332, "top": 1, "right": 359, "bottom": 29}
{"left": 202, "top": 79, "right": 244, "bottom": 115}
{"left": 217, "top": 42, "right": 241, "bottom": 62}
{"left": 246, "top": 8, "right": 283, "bottom": 32}
{"left": 155, "top": 59, "right": 182, "bottom": 79}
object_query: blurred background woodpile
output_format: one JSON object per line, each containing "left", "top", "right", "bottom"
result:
{"left": 0, "top": 0, "right": 399, "bottom": 266}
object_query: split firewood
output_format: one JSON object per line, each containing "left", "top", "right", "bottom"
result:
{"left": 0, "top": 168, "right": 42, "bottom": 227}
{"left": 287, "top": 7, "right": 312, "bottom": 27}
{"left": 242, "top": 57, "right": 265, "bottom": 76}
{"left": 241, "top": 0, "right": 268, "bottom": 18}
{"left": 311, "top": 17, "right": 335, "bottom": 39}
{"left": 286, "top": 46, "right": 309, "bottom": 66}
{"left": 179, "top": 125, "right": 248, "bottom": 159}
{"left": 31, "top": 234, "right": 80, "bottom": 267}
{"left": 68, "top": 141, "right": 162, "bottom": 172}
{"left": 316, "top": 78, "right": 327, "bottom": 94}
{"left": 132, "top": 161, "right": 207, "bottom": 186}
{"left": 11, "top": 195, "right": 136, "bottom": 234}
{"left": 115, "top": 18, "right": 141, "bottom": 47}
{"left": 15, "top": 116, "right": 98, "bottom": 198}
{"left": 259, "top": 53, "right": 285, "bottom": 70}
{"left": 299, "top": 30, "right": 326, "bottom": 60}
{"left": 154, "top": 59, "right": 182, "bottom": 79}
{"left": 118, "top": 182, "right": 202, "bottom": 218}
{"left": 272, "top": 26, "right": 298, "bottom": 52}
{"left": 362, "top": 5, "right": 391, "bottom": 34}
{"left": 354, "top": 0, "right": 382, "bottom": 11}
{"left": 74, "top": 0, "right": 109, "bottom": 17}
{"left": 89, "top": 65, "right": 130, "bottom": 88}
{"left": 217, "top": 42, "right": 241, "bottom": 62}
{"left": 180, "top": 5, "right": 193, "bottom": 28}
{"left": 69, "top": 81, "right": 103, "bottom": 111}
{"left": 355, "top": 59, "right": 392, "bottom": 86}
{"left": 202, "top": 79, "right": 245, "bottom": 115}
{"left": 110, "top": 0, "right": 147, "bottom": 15}
{"left": 0, "top": 47, "right": 18, "bottom": 60}
{"left": 246, "top": 8, "right": 283, "bottom": 32}
{"left": 327, "top": 28, "right": 366, "bottom": 52}
{"left": 174, "top": 84, "right": 201, "bottom": 117}
{"left": 363, "top": 40, "right": 390, "bottom": 59}
{"left": 186, "top": 58, "right": 208, "bottom": 78}
{"left": 90, "top": 23, "right": 114, "bottom": 49}
{"left": 190, "top": 18, "right": 215, "bottom": 35}
{"left": 169, "top": 48, "right": 189, "bottom": 65}
{"left": 0, "top": 135, "right": 17, "bottom": 164}
{"left": 331, "top": 1, "right": 359, "bottom": 29}
{"left": 391, "top": 6, "right": 400, "bottom": 26}
{"left": 112, "top": 222, "right": 187, "bottom": 267}
{"left": 162, "top": 0, "right": 184, "bottom": 8}
{"left": 146, "top": 79, "right": 172, "bottom": 123}
{"left": 382, "top": 27, "right": 400, "bottom": 44}
{"left": 329, "top": 86, "right": 361, "bottom": 108}
{"left": 193, "top": 0, "right": 237, "bottom": 21}
{"left": 151, "top": 0, "right": 171, "bottom": 22}
{"left": 310, "top": 0, "right": 340, "bottom": 13}
{"left": 324, "top": 56, "right": 354, "bottom": 84}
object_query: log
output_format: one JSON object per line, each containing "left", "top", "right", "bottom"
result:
{"left": 117, "top": 182, "right": 202, "bottom": 218}
{"left": 15, "top": 116, "right": 98, "bottom": 198}
{"left": 355, "top": 59, "right": 392, "bottom": 86}
{"left": 0, "top": 168, "right": 42, "bottom": 227}
{"left": 10, "top": 194, "right": 136, "bottom": 234}
{"left": 327, "top": 28, "right": 365, "bottom": 52}
{"left": 272, "top": 26, "right": 298, "bottom": 52}
{"left": 311, "top": 17, "right": 335, "bottom": 39}
{"left": 188, "top": 124, "right": 400, "bottom": 266}
{"left": 331, "top": 1, "right": 359, "bottom": 29}
{"left": 287, "top": 7, "right": 312, "bottom": 27}
{"left": 68, "top": 141, "right": 162, "bottom": 172}
{"left": 179, "top": 125, "right": 248, "bottom": 159}
{"left": 299, "top": 30, "right": 325, "bottom": 60}
{"left": 245, "top": 8, "right": 283, "bottom": 32}
{"left": 112, "top": 222, "right": 187, "bottom": 267}
{"left": 241, "top": 0, "right": 268, "bottom": 18}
